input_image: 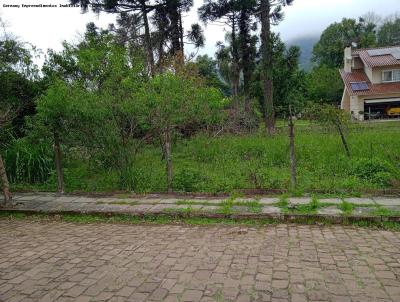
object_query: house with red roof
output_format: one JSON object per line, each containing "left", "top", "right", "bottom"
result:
{"left": 340, "top": 46, "right": 400, "bottom": 120}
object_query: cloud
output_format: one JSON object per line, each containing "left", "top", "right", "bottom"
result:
{"left": 1, "top": 0, "right": 399, "bottom": 60}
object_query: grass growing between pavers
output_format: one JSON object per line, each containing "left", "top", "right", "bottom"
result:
{"left": 273, "top": 196, "right": 379, "bottom": 216}
{"left": 274, "top": 196, "right": 338, "bottom": 214}
{"left": 163, "top": 206, "right": 202, "bottom": 215}
{"left": 337, "top": 201, "right": 354, "bottom": 215}
{"left": 175, "top": 198, "right": 263, "bottom": 214}
{"left": 371, "top": 207, "right": 400, "bottom": 217}
{"left": 1, "top": 211, "right": 400, "bottom": 231}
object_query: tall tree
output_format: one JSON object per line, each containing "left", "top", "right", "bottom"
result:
{"left": 199, "top": 0, "right": 241, "bottom": 97}
{"left": 199, "top": 0, "right": 257, "bottom": 97}
{"left": 71, "top": 0, "right": 158, "bottom": 74}
{"left": 306, "top": 64, "right": 343, "bottom": 105}
{"left": 251, "top": 33, "right": 305, "bottom": 116}
{"left": 258, "top": 0, "right": 293, "bottom": 135}
{"left": 237, "top": 0, "right": 257, "bottom": 96}
{"left": 377, "top": 15, "right": 400, "bottom": 46}
{"left": 194, "top": 54, "right": 230, "bottom": 94}
{"left": 313, "top": 18, "right": 377, "bottom": 68}
{"left": 0, "top": 21, "right": 40, "bottom": 203}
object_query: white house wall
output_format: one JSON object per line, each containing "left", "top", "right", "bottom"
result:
{"left": 350, "top": 95, "right": 364, "bottom": 120}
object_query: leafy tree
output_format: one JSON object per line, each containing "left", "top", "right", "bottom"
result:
{"left": 72, "top": 0, "right": 205, "bottom": 71}
{"left": 251, "top": 34, "right": 305, "bottom": 116}
{"left": 139, "top": 72, "right": 225, "bottom": 192}
{"left": 194, "top": 54, "right": 229, "bottom": 94}
{"left": 71, "top": 0, "right": 156, "bottom": 74}
{"left": 306, "top": 65, "right": 343, "bottom": 105}
{"left": 38, "top": 27, "right": 148, "bottom": 192}
{"left": 313, "top": 18, "right": 377, "bottom": 68}
{"left": 0, "top": 21, "right": 40, "bottom": 203}
{"left": 377, "top": 15, "right": 400, "bottom": 46}
{"left": 258, "top": 0, "right": 293, "bottom": 135}
{"left": 271, "top": 38, "right": 306, "bottom": 114}
{"left": 34, "top": 82, "right": 71, "bottom": 194}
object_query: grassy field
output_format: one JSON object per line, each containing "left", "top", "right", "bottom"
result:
{"left": 7, "top": 120, "right": 400, "bottom": 195}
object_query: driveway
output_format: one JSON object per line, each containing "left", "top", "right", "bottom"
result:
{"left": 0, "top": 220, "right": 400, "bottom": 301}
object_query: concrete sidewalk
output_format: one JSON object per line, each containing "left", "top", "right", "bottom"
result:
{"left": 1, "top": 193, "right": 400, "bottom": 220}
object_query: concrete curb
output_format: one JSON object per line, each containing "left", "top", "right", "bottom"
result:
{"left": 1, "top": 208, "right": 400, "bottom": 225}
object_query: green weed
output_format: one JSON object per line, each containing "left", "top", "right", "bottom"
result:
{"left": 371, "top": 207, "right": 400, "bottom": 217}
{"left": 338, "top": 201, "right": 354, "bottom": 215}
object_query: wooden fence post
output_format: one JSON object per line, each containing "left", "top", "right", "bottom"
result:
{"left": 288, "top": 105, "right": 297, "bottom": 189}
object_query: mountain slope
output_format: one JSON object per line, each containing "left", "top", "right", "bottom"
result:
{"left": 287, "top": 35, "right": 320, "bottom": 71}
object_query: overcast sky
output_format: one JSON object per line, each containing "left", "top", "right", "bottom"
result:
{"left": 1, "top": 0, "right": 399, "bottom": 59}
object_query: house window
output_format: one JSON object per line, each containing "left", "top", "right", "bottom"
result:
{"left": 395, "top": 70, "right": 400, "bottom": 81}
{"left": 383, "top": 70, "right": 400, "bottom": 82}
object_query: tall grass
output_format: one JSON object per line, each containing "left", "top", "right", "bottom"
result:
{"left": 6, "top": 121, "right": 400, "bottom": 194}
{"left": 4, "top": 138, "right": 53, "bottom": 184}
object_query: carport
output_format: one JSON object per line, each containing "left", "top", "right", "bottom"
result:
{"left": 364, "top": 97, "right": 400, "bottom": 119}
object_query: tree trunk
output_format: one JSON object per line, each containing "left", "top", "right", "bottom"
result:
{"left": 335, "top": 118, "right": 351, "bottom": 158}
{"left": 141, "top": 1, "right": 154, "bottom": 76}
{"left": 260, "top": 0, "right": 275, "bottom": 135}
{"left": 158, "top": 34, "right": 165, "bottom": 73}
{"left": 288, "top": 106, "right": 297, "bottom": 189}
{"left": 239, "top": 9, "right": 252, "bottom": 97}
{"left": 54, "top": 131, "right": 64, "bottom": 194}
{"left": 0, "top": 154, "right": 12, "bottom": 204}
{"left": 179, "top": 8, "right": 184, "bottom": 55}
{"left": 231, "top": 17, "right": 240, "bottom": 99}
{"left": 164, "top": 127, "right": 173, "bottom": 193}
{"left": 168, "top": 1, "right": 181, "bottom": 56}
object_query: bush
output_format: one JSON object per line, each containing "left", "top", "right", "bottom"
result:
{"left": 351, "top": 158, "right": 396, "bottom": 187}
{"left": 173, "top": 167, "right": 207, "bottom": 192}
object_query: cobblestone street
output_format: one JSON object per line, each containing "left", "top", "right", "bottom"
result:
{"left": 1, "top": 220, "right": 400, "bottom": 302}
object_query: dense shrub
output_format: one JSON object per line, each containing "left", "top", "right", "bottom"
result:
{"left": 173, "top": 167, "right": 208, "bottom": 192}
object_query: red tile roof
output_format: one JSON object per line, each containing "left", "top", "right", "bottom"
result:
{"left": 352, "top": 46, "right": 400, "bottom": 68}
{"left": 340, "top": 69, "right": 400, "bottom": 96}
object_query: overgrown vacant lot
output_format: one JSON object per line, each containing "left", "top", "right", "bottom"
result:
{"left": 8, "top": 121, "right": 400, "bottom": 195}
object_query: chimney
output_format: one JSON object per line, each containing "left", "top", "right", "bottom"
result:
{"left": 344, "top": 47, "right": 352, "bottom": 73}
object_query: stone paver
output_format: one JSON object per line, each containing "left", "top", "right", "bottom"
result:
{"left": 317, "top": 206, "right": 343, "bottom": 215}
{"left": 353, "top": 207, "right": 377, "bottom": 216}
{"left": 288, "top": 197, "right": 311, "bottom": 205}
{"left": 259, "top": 197, "right": 279, "bottom": 205}
{"left": 261, "top": 206, "right": 281, "bottom": 214}
{"left": 343, "top": 198, "right": 375, "bottom": 205}
{"left": 320, "top": 198, "right": 342, "bottom": 204}
{"left": 1, "top": 220, "right": 400, "bottom": 301}
{"left": 373, "top": 198, "right": 400, "bottom": 206}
